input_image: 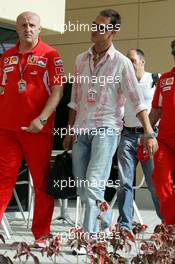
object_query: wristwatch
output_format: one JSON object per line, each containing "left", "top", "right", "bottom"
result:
{"left": 39, "top": 117, "right": 47, "bottom": 126}
{"left": 143, "top": 131, "right": 157, "bottom": 138}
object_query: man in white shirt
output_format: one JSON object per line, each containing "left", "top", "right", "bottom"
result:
{"left": 117, "top": 49, "right": 162, "bottom": 232}
{"left": 63, "top": 11, "right": 158, "bottom": 249}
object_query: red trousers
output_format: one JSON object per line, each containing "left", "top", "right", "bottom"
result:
{"left": 0, "top": 129, "right": 54, "bottom": 239}
{"left": 152, "top": 137, "right": 175, "bottom": 224}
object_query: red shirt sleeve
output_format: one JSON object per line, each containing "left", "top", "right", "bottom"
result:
{"left": 152, "top": 78, "right": 162, "bottom": 108}
{"left": 0, "top": 57, "right": 3, "bottom": 86}
{"left": 47, "top": 49, "right": 64, "bottom": 88}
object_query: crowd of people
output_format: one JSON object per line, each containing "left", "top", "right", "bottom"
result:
{"left": 0, "top": 9, "right": 175, "bottom": 252}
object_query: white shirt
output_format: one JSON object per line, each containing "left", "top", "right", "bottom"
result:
{"left": 68, "top": 44, "right": 146, "bottom": 133}
{"left": 124, "top": 72, "right": 160, "bottom": 127}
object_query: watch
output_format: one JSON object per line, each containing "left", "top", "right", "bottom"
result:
{"left": 143, "top": 131, "right": 157, "bottom": 138}
{"left": 39, "top": 117, "right": 47, "bottom": 126}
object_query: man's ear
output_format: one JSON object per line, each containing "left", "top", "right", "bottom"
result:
{"left": 142, "top": 58, "right": 145, "bottom": 66}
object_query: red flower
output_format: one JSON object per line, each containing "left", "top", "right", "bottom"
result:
{"left": 95, "top": 242, "right": 107, "bottom": 255}
{"left": 99, "top": 255, "right": 105, "bottom": 264}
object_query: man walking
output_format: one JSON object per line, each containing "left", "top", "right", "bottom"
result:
{"left": 63, "top": 9, "right": 158, "bottom": 253}
{"left": 0, "top": 11, "right": 63, "bottom": 246}
{"left": 150, "top": 40, "right": 175, "bottom": 224}
{"left": 117, "top": 49, "right": 161, "bottom": 232}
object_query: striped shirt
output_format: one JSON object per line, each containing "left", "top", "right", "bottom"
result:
{"left": 68, "top": 44, "right": 146, "bottom": 132}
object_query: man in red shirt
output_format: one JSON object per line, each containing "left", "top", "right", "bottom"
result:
{"left": 150, "top": 40, "right": 175, "bottom": 224}
{"left": 0, "top": 11, "right": 63, "bottom": 246}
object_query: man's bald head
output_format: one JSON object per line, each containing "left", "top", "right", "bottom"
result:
{"left": 127, "top": 49, "right": 145, "bottom": 72}
{"left": 16, "top": 11, "right": 41, "bottom": 49}
{"left": 16, "top": 11, "right": 41, "bottom": 26}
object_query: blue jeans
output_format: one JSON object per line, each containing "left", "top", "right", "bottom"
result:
{"left": 72, "top": 128, "right": 120, "bottom": 233}
{"left": 117, "top": 127, "right": 161, "bottom": 231}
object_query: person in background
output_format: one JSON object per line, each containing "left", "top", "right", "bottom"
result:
{"left": 0, "top": 11, "right": 63, "bottom": 247}
{"left": 117, "top": 49, "right": 162, "bottom": 232}
{"left": 150, "top": 40, "right": 175, "bottom": 225}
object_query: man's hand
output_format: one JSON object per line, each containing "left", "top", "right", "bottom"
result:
{"left": 144, "top": 137, "right": 158, "bottom": 156}
{"left": 63, "top": 135, "right": 73, "bottom": 151}
{"left": 0, "top": 87, "right": 4, "bottom": 95}
{"left": 21, "top": 117, "right": 44, "bottom": 133}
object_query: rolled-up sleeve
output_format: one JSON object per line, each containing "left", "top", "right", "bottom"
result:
{"left": 121, "top": 58, "right": 147, "bottom": 115}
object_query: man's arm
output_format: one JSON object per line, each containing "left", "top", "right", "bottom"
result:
{"left": 23, "top": 48, "right": 64, "bottom": 133}
{"left": 137, "top": 110, "right": 158, "bottom": 155}
{"left": 67, "top": 108, "right": 77, "bottom": 128}
{"left": 23, "top": 85, "right": 63, "bottom": 133}
{"left": 149, "top": 107, "right": 162, "bottom": 127}
{"left": 62, "top": 57, "right": 79, "bottom": 150}
{"left": 121, "top": 59, "right": 158, "bottom": 155}
{"left": 39, "top": 85, "right": 63, "bottom": 120}
{"left": 62, "top": 108, "right": 76, "bottom": 150}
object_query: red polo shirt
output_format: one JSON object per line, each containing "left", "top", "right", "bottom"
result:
{"left": 152, "top": 67, "right": 175, "bottom": 138}
{"left": 0, "top": 38, "right": 64, "bottom": 133}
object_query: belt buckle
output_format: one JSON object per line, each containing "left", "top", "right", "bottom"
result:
{"left": 135, "top": 127, "right": 141, "bottom": 133}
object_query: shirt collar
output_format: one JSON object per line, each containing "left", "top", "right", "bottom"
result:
{"left": 107, "top": 43, "right": 116, "bottom": 59}
{"left": 88, "top": 43, "right": 116, "bottom": 60}
{"left": 15, "top": 37, "right": 42, "bottom": 55}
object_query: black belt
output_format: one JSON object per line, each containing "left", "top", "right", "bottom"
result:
{"left": 124, "top": 126, "right": 144, "bottom": 133}
{"left": 124, "top": 126, "right": 158, "bottom": 134}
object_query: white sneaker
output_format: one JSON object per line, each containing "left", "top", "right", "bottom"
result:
{"left": 72, "top": 245, "right": 87, "bottom": 255}
{"left": 104, "top": 225, "right": 112, "bottom": 236}
{"left": 34, "top": 238, "right": 50, "bottom": 248}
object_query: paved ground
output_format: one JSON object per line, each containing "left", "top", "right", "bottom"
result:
{"left": 0, "top": 201, "right": 161, "bottom": 263}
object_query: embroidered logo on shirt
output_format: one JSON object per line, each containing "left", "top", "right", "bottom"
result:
{"left": 4, "top": 56, "right": 18, "bottom": 66}
{"left": 162, "top": 86, "right": 171, "bottom": 92}
{"left": 4, "top": 66, "right": 14, "bottom": 72}
{"left": 9, "top": 56, "right": 18, "bottom": 65}
{"left": 54, "top": 57, "right": 63, "bottom": 66}
{"left": 37, "top": 57, "right": 48, "bottom": 67}
{"left": 55, "top": 67, "right": 64, "bottom": 75}
{"left": 4, "top": 57, "right": 10, "bottom": 65}
{"left": 30, "top": 70, "right": 38, "bottom": 75}
{"left": 28, "top": 56, "right": 47, "bottom": 67}
{"left": 28, "top": 56, "right": 38, "bottom": 65}
{"left": 165, "top": 77, "right": 174, "bottom": 86}
{"left": 160, "top": 79, "right": 166, "bottom": 87}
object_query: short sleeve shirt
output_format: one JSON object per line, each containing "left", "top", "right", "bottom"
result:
{"left": 0, "top": 38, "right": 63, "bottom": 133}
{"left": 124, "top": 72, "right": 160, "bottom": 127}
